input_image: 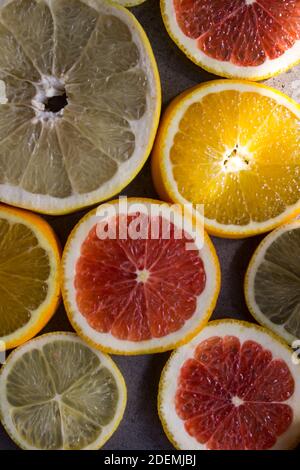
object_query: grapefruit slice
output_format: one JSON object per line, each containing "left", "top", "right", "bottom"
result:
{"left": 0, "top": 332, "right": 127, "bottom": 450}
{"left": 245, "top": 219, "right": 300, "bottom": 345}
{"left": 161, "top": 0, "right": 300, "bottom": 81}
{"left": 152, "top": 80, "right": 300, "bottom": 238}
{"left": 61, "top": 198, "right": 220, "bottom": 355}
{"left": 158, "top": 319, "right": 300, "bottom": 450}
{"left": 0, "top": 0, "right": 160, "bottom": 215}
{"left": 0, "top": 204, "right": 60, "bottom": 350}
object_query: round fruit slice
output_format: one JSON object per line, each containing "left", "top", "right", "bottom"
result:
{"left": 113, "top": 0, "right": 147, "bottom": 6}
{"left": 0, "top": 0, "right": 160, "bottom": 215}
{"left": 152, "top": 80, "right": 300, "bottom": 238}
{"left": 62, "top": 198, "right": 220, "bottom": 355}
{"left": 245, "top": 220, "right": 300, "bottom": 345}
{"left": 0, "top": 205, "right": 60, "bottom": 350}
{"left": 158, "top": 319, "right": 300, "bottom": 450}
{"left": 161, "top": 0, "right": 300, "bottom": 81}
{"left": 0, "top": 332, "right": 127, "bottom": 450}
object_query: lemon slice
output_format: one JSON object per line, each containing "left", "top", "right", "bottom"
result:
{"left": 152, "top": 80, "right": 300, "bottom": 238}
{"left": 0, "top": 332, "right": 127, "bottom": 450}
{"left": 113, "top": 1, "right": 147, "bottom": 6}
{"left": 245, "top": 220, "right": 300, "bottom": 345}
{"left": 0, "top": 0, "right": 160, "bottom": 215}
{"left": 0, "top": 205, "right": 60, "bottom": 350}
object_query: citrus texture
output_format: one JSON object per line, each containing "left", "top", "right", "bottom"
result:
{"left": 161, "top": 0, "right": 300, "bottom": 80}
{"left": 0, "top": 333, "right": 127, "bottom": 450}
{"left": 62, "top": 198, "right": 220, "bottom": 355}
{"left": 158, "top": 320, "right": 300, "bottom": 450}
{"left": 245, "top": 219, "right": 300, "bottom": 345}
{"left": 0, "top": 0, "right": 160, "bottom": 214}
{"left": 0, "top": 204, "right": 60, "bottom": 350}
{"left": 152, "top": 80, "right": 300, "bottom": 238}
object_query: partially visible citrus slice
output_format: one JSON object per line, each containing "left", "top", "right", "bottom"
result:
{"left": 245, "top": 220, "right": 300, "bottom": 345}
{"left": 0, "top": 0, "right": 160, "bottom": 215}
{"left": 152, "top": 80, "right": 300, "bottom": 238}
{"left": 161, "top": 0, "right": 300, "bottom": 81}
{"left": 62, "top": 198, "right": 220, "bottom": 355}
{"left": 0, "top": 332, "right": 127, "bottom": 450}
{"left": 113, "top": 0, "right": 147, "bottom": 6}
{"left": 0, "top": 205, "right": 60, "bottom": 350}
{"left": 158, "top": 319, "right": 300, "bottom": 450}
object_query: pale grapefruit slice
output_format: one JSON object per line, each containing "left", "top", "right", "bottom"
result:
{"left": 158, "top": 320, "right": 300, "bottom": 450}
{"left": 245, "top": 219, "right": 300, "bottom": 345}
{"left": 61, "top": 198, "right": 220, "bottom": 355}
{"left": 161, "top": 0, "right": 300, "bottom": 80}
{"left": 0, "top": 0, "right": 160, "bottom": 215}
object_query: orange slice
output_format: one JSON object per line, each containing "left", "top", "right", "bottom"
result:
{"left": 0, "top": 205, "right": 60, "bottom": 350}
{"left": 152, "top": 80, "right": 300, "bottom": 238}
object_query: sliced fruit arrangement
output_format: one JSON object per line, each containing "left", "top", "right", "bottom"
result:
{"left": 0, "top": 0, "right": 160, "bottom": 215}
{"left": 152, "top": 79, "right": 300, "bottom": 238}
{"left": 0, "top": 332, "right": 126, "bottom": 450}
{"left": 0, "top": 204, "right": 60, "bottom": 350}
{"left": 62, "top": 198, "right": 220, "bottom": 355}
{"left": 245, "top": 219, "right": 300, "bottom": 345}
{"left": 161, "top": 0, "right": 300, "bottom": 81}
{"left": 158, "top": 320, "right": 300, "bottom": 450}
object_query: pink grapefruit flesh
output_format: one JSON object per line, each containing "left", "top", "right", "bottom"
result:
{"left": 174, "top": 0, "right": 300, "bottom": 67}
{"left": 175, "top": 335, "right": 294, "bottom": 450}
{"left": 75, "top": 214, "right": 206, "bottom": 342}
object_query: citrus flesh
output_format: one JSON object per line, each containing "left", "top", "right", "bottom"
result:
{"left": 0, "top": 333, "right": 127, "bottom": 450}
{"left": 62, "top": 198, "right": 220, "bottom": 354}
{"left": 0, "top": 0, "right": 160, "bottom": 214}
{"left": 245, "top": 220, "right": 300, "bottom": 344}
{"left": 158, "top": 320, "right": 300, "bottom": 450}
{"left": 161, "top": 0, "right": 300, "bottom": 80}
{"left": 0, "top": 205, "right": 60, "bottom": 350}
{"left": 152, "top": 80, "right": 300, "bottom": 238}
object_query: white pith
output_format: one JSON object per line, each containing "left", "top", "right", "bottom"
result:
{"left": 0, "top": 0, "right": 160, "bottom": 214}
{"left": 62, "top": 200, "right": 220, "bottom": 354}
{"left": 0, "top": 208, "right": 59, "bottom": 347}
{"left": 159, "top": 321, "right": 300, "bottom": 450}
{"left": 245, "top": 219, "right": 300, "bottom": 345}
{"left": 0, "top": 332, "right": 127, "bottom": 450}
{"left": 162, "top": 0, "right": 300, "bottom": 80}
{"left": 160, "top": 80, "right": 300, "bottom": 236}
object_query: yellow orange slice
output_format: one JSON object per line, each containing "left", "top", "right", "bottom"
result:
{"left": 0, "top": 205, "right": 60, "bottom": 350}
{"left": 152, "top": 80, "right": 300, "bottom": 238}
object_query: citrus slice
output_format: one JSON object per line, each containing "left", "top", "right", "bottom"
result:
{"left": 152, "top": 80, "right": 300, "bottom": 238}
{"left": 161, "top": 0, "right": 300, "bottom": 81}
{"left": 0, "top": 0, "right": 160, "bottom": 215}
{"left": 158, "top": 319, "right": 300, "bottom": 450}
{"left": 113, "top": 0, "right": 147, "bottom": 6}
{"left": 0, "top": 332, "right": 126, "bottom": 450}
{"left": 61, "top": 198, "right": 220, "bottom": 355}
{"left": 245, "top": 220, "right": 300, "bottom": 345}
{"left": 0, "top": 205, "right": 60, "bottom": 350}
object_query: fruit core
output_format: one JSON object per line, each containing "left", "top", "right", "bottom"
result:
{"left": 223, "top": 145, "right": 250, "bottom": 173}
{"left": 32, "top": 75, "right": 68, "bottom": 121}
{"left": 136, "top": 269, "right": 150, "bottom": 283}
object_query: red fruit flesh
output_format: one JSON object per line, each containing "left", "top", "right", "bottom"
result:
{"left": 175, "top": 336, "right": 294, "bottom": 450}
{"left": 174, "top": 0, "right": 300, "bottom": 67}
{"left": 75, "top": 214, "right": 206, "bottom": 342}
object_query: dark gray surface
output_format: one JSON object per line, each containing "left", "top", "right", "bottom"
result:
{"left": 0, "top": 0, "right": 294, "bottom": 450}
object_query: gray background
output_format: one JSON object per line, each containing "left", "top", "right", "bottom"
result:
{"left": 0, "top": 0, "right": 299, "bottom": 450}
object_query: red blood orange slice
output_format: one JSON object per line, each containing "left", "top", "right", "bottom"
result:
{"left": 62, "top": 198, "right": 220, "bottom": 355}
{"left": 158, "top": 320, "right": 300, "bottom": 450}
{"left": 161, "top": 0, "right": 300, "bottom": 80}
